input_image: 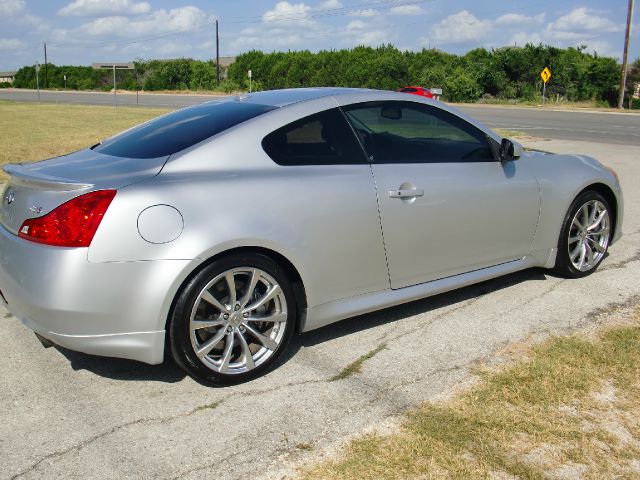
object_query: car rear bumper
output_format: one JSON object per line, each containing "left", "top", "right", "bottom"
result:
{"left": 24, "top": 319, "right": 166, "bottom": 364}
{"left": 0, "top": 225, "right": 191, "bottom": 364}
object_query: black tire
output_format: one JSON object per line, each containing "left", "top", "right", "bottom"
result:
{"left": 169, "top": 252, "right": 296, "bottom": 385}
{"left": 554, "top": 190, "right": 612, "bottom": 278}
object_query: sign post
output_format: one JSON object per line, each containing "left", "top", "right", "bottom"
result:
{"left": 91, "top": 62, "right": 135, "bottom": 108}
{"left": 540, "top": 67, "right": 551, "bottom": 106}
{"left": 248, "top": 69, "right": 252, "bottom": 93}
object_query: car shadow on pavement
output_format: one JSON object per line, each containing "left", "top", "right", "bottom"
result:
{"left": 279, "top": 267, "right": 550, "bottom": 363}
{"left": 56, "top": 347, "right": 187, "bottom": 383}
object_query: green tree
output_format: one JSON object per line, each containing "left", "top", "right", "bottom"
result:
{"left": 10, "top": 45, "right": 624, "bottom": 105}
{"left": 190, "top": 61, "right": 215, "bottom": 90}
{"left": 444, "top": 67, "right": 481, "bottom": 102}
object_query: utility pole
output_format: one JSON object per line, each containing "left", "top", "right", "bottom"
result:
{"left": 216, "top": 19, "right": 220, "bottom": 86}
{"left": 35, "top": 61, "right": 40, "bottom": 102}
{"left": 43, "top": 42, "right": 48, "bottom": 89}
{"left": 618, "top": 0, "right": 634, "bottom": 109}
{"left": 113, "top": 65, "right": 117, "bottom": 108}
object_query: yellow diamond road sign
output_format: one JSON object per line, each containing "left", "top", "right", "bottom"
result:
{"left": 540, "top": 67, "right": 551, "bottom": 84}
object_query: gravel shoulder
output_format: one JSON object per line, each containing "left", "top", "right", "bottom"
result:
{"left": 1, "top": 139, "right": 639, "bottom": 480}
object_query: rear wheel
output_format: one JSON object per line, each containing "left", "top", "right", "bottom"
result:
{"left": 554, "top": 191, "right": 611, "bottom": 278}
{"left": 170, "top": 253, "right": 296, "bottom": 385}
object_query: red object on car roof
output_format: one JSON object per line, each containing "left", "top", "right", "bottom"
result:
{"left": 398, "top": 86, "right": 434, "bottom": 98}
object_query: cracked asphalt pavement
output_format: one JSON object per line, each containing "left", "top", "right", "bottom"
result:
{"left": 1, "top": 139, "right": 639, "bottom": 480}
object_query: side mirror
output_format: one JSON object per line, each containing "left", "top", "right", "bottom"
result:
{"left": 499, "top": 138, "right": 522, "bottom": 162}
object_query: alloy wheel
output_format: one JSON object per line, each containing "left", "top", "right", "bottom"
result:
{"left": 567, "top": 199, "right": 610, "bottom": 272}
{"left": 189, "top": 267, "right": 288, "bottom": 375}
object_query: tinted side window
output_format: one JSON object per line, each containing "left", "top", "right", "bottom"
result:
{"left": 95, "top": 101, "right": 277, "bottom": 159}
{"left": 262, "top": 108, "right": 367, "bottom": 166}
{"left": 343, "top": 101, "right": 494, "bottom": 163}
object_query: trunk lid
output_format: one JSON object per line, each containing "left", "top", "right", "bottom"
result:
{"left": 1, "top": 149, "right": 168, "bottom": 236}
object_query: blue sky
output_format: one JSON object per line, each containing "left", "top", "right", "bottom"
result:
{"left": 0, "top": 0, "right": 638, "bottom": 70}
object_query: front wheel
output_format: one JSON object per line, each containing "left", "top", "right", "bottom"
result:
{"left": 169, "top": 253, "right": 296, "bottom": 385}
{"left": 554, "top": 191, "right": 611, "bottom": 278}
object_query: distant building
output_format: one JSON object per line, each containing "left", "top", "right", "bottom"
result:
{"left": 0, "top": 71, "right": 16, "bottom": 83}
{"left": 218, "top": 57, "right": 236, "bottom": 68}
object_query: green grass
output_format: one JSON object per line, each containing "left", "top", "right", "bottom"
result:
{"left": 0, "top": 100, "right": 171, "bottom": 182}
{"left": 330, "top": 344, "right": 387, "bottom": 381}
{"left": 495, "top": 128, "right": 528, "bottom": 138}
{"left": 302, "top": 309, "right": 640, "bottom": 479}
{"left": 193, "top": 401, "right": 222, "bottom": 412}
{"left": 466, "top": 98, "right": 623, "bottom": 110}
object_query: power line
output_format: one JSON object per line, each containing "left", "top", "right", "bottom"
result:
{"left": 47, "top": 20, "right": 213, "bottom": 49}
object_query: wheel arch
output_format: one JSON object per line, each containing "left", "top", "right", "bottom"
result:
{"left": 164, "top": 246, "right": 308, "bottom": 341}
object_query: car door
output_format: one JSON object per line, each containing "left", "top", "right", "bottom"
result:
{"left": 343, "top": 101, "right": 540, "bottom": 289}
{"left": 260, "top": 106, "right": 390, "bottom": 305}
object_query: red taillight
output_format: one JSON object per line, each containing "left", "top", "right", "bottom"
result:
{"left": 19, "top": 190, "right": 116, "bottom": 247}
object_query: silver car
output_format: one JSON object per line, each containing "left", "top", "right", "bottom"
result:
{"left": 0, "top": 88, "right": 623, "bottom": 385}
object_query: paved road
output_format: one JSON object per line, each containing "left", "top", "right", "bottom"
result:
{"left": 0, "top": 88, "right": 221, "bottom": 109}
{"left": 460, "top": 104, "right": 640, "bottom": 147}
{"left": 1, "top": 139, "right": 639, "bottom": 480}
{"left": 2, "top": 89, "right": 640, "bottom": 145}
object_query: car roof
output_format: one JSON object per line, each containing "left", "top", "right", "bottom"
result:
{"left": 231, "top": 87, "right": 378, "bottom": 108}
{"left": 194, "top": 87, "right": 500, "bottom": 145}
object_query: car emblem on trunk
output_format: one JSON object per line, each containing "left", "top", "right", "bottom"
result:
{"left": 4, "top": 189, "right": 15, "bottom": 205}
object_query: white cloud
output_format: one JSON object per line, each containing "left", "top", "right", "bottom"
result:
{"left": 263, "top": 2, "right": 314, "bottom": 26}
{"left": 0, "top": 0, "right": 24, "bottom": 16}
{"left": 0, "top": 38, "right": 27, "bottom": 51}
{"left": 155, "top": 41, "right": 187, "bottom": 55}
{"left": 390, "top": 5, "right": 424, "bottom": 16}
{"left": 355, "top": 30, "right": 386, "bottom": 45}
{"left": 546, "top": 29, "right": 590, "bottom": 42}
{"left": 495, "top": 13, "right": 545, "bottom": 26}
{"left": 509, "top": 32, "right": 543, "bottom": 46}
{"left": 58, "top": 0, "right": 151, "bottom": 17}
{"left": 346, "top": 20, "right": 365, "bottom": 31}
{"left": 548, "top": 8, "right": 621, "bottom": 34}
{"left": 582, "top": 40, "right": 617, "bottom": 57}
{"left": 430, "top": 10, "right": 491, "bottom": 44}
{"left": 424, "top": 8, "right": 620, "bottom": 55}
{"left": 232, "top": 27, "right": 304, "bottom": 50}
{"left": 5, "top": 12, "right": 52, "bottom": 35}
{"left": 317, "top": 0, "right": 342, "bottom": 10}
{"left": 49, "top": 28, "right": 70, "bottom": 43}
{"left": 501, "top": 8, "right": 621, "bottom": 57}
{"left": 78, "top": 6, "right": 210, "bottom": 38}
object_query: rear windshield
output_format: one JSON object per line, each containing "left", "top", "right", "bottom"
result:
{"left": 95, "top": 101, "right": 277, "bottom": 159}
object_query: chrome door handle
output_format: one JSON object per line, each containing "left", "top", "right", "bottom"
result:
{"left": 389, "top": 189, "right": 424, "bottom": 199}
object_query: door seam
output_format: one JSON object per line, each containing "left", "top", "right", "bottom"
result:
{"left": 368, "top": 164, "right": 393, "bottom": 289}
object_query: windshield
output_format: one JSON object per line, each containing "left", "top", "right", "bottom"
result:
{"left": 95, "top": 101, "right": 277, "bottom": 159}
